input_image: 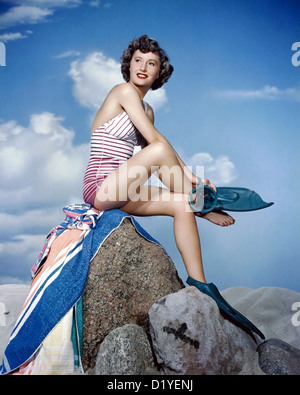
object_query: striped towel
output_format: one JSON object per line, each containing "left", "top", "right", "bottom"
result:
{"left": 11, "top": 305, "right": 78, "bottom": 375}
{"left": 0, "top": 205, "right": 161, "bottom": 375}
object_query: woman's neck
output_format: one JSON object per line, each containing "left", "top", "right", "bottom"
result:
{"left": 129, "top": 81, "right": 148, "bottom": 100}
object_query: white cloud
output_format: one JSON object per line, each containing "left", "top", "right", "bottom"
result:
{"left": 0, "top": 31, "right": 32, "bottom": 43}
{"left": 68, "top": 52, "right": 122, "bottom": 109}
{"left": 0, "top": 112, "right": 89, "bottom": 211}
{"left": 216, "top": 85, "right": 300, "bottom": 101}
{"left": 68, "top": 51, "right": 168, "bottom": 111}
{"left": 182, "top": 151, "right": 238, "bottom": 185}
{"left": 146, "top": 89, "right": 168, "bottom": 112}
{"left": 0, "top": 6, "right": 53, "bottom": 30}
{"left": 8, "top": 0, "right": 82, "bottom": 9}
{"left": 88, "top": 1, "right": 112, "bottom": 8}
{"left": 89, "top": 0, "right": 101, "bottom": 6}
{"left": 0, "top": 1, "right": 108, "bottom": 33}
{"left": 53, "top": 50, "right": 81, "bottom": 59}
{"left": 144, "top": 149, "right": 238, "bottom": 188}
{"left": 0, "top": 1, "right": 82, "bottom": 31}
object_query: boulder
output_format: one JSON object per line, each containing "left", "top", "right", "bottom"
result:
{"left": 93, "top": 324, "right": 158, "bottom": 375}
{"left": 149, "top": 286, "right": 265, "bottom": 375}
{"left": 81, "top": 217, "right": 184, "bottom": 371}
{"left": 257, "top": 338, "right": 300, "bottom": 375}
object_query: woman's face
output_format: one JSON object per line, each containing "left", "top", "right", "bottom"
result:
{"left": 129, "top": 50, "right": 160, "bottom": 88}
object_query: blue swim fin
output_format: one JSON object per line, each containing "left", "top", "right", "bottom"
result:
{"left": 186, "top": 276, "right": 265, "bottom": 339}
{"left": 215, "top": 187, "right": 274, "bottom": 212}
{"left": 190, "top": 181, "right": 274, "bottom": 214}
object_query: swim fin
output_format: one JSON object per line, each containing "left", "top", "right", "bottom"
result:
{"left": 215, "top": 187, "right": 274, "bottom": 212}
{"left": 186, "top": 276, "right": 265, "bottom": 339}
{"left": 190, "top": 180, "right": 274, "bottom": 214}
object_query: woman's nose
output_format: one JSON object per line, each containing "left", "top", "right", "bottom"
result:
{"left": 140, "top": 62, "right": 146, "bottom": 71}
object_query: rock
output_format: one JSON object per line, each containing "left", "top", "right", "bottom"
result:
{"left": 257, "top": 338, "right": 300, "bottom": 375}
{"left": 93, "top": 324, "right": 157, "bottom": 375}
{"left": 149, "top": 286, "right": 265, "bottom": 375}
{"left": 81, "top": 218, "right": 184, "bottom": 371}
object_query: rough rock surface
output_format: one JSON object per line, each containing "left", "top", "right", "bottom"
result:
{"left": 257, "top": 338, "right": 300, "bottom": 375}
{"left": 149, "top": 286, "right": 265, "bottom": 375}
{"left": 81, "top": 218, "right": 184, "bottom": 371}
{"left": 2, "top": 217, "right": 299, "bottom": 375}
{"left": 93, "top": 324, "right": 157, "bottom": 375}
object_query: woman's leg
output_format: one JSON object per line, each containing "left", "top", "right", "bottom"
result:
{"left": 121, "top": 186, "right": 207, "bottom": 283}
{"left": 93, "top": 142, "right": 233, "bottom": 281}
{"left": 94, "top": 142, "right": 193, "bottom": 211}
{"left": 94, "top": 141, "right": 234, "bottom": 226}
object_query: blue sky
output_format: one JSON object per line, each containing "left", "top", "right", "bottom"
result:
{"left": 0, "top": 0, "right": 299, "bottom": 292}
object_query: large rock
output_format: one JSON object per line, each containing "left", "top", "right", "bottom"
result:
{"left": 149, "top": 286, "right": 265, "bottom": 375}
{"left": 94, "top": 324, "right": 157, "bottom": 375}
{"left": 81, "top": 218, "right": 184, "bottom": 371}
{"left": 257, "top": 338, "right": 300, "bottom": 375}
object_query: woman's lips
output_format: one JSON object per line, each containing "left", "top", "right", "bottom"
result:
{"left": 137, "top": 73, "right": 148, "bottom": 79}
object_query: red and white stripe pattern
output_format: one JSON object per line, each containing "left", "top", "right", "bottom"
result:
{"left": 83, "top": 111, "right": 145, "bottom": 206}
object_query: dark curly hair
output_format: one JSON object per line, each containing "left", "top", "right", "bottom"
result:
{"left": 120, "top": 35, "right": 174, "bottom": 91}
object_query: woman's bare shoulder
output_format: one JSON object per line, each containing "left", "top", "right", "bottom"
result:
{"left": 91, "top": 84, "right": 133, "bottom": 132}
{"left": 110, "top": 82, "right": 138, "bottom": 98}
{"left": 99, "top": 83, "right": 135, "bottom": 112}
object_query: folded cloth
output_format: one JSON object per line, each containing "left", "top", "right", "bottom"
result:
{"left": 31, "top": 203, "right": 102, "bottom": 277}
{"left": 0, "top": 205, "right": 161, "bottom": 375}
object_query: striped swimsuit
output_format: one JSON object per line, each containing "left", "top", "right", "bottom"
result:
{"left": 82, "top": 106, "right": 147, "bottom": 206}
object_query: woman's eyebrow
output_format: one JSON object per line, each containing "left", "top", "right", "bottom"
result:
{"left": 134, "top": 55, "right": 158, "bottom": 62}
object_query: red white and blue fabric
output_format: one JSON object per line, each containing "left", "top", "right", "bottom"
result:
{"left": 0, "top": 205, "right": 161, "bottom": 375}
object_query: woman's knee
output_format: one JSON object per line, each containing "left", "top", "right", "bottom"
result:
{"left": 171, "top": 193, "right": 193, "bottom": 216}
{"left": 148, "top": 141, "right": 172, "bottom": 160}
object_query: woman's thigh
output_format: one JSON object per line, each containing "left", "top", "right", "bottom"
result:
{"left": 93, "top": 156, "right": 153, "bottom": 211}
{"left": 94, "top": 144, "right": 163, "bottom": 211}
{"left": 120, "top": 185, "right": 191, "bottom": 217}
{"left": 93, "top": 142, "right": 191, "bottom": 212}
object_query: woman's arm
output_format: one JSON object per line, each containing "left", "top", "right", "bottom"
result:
{"left": 117, "top": 83, "right": 199, "bottom": 186}
{"left": 117, "top": 83, "right": 166, "bottom": 144}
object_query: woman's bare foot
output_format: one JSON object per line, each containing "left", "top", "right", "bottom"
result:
{"left": 195, "top": 210, "right": 235, "bottom": 227}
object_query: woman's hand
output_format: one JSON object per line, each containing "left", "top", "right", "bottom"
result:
{"left": 183, "top": 168, "right": 217, "bottom": 193}
{"left": 201, "top": 178, "right": 217, "bottom": 193}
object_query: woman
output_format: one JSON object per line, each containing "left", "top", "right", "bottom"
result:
{"left": 82, "top": 35, "right": 265, "bottom": 338}
{"left": 83, "top": 35, "right": 235, "bottom": 285}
